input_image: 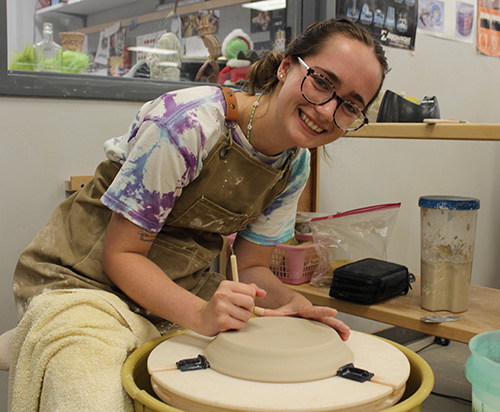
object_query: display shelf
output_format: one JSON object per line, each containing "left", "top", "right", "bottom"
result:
{"left": 36, "top": 0, "right": 140, "bottom": 16}
{"left": 345, "top": 123, "right": 500, "bottom": 141}
{"left": 36, "top": 0, "right": 248, "bottom": 35}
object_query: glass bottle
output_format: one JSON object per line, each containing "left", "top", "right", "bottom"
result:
{"left": 34, "top": 22, "right": 63, "bottom": 72}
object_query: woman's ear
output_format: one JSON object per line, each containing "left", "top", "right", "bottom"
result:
{"left": 277, "top": 54, "right": 293, "bottom": 80}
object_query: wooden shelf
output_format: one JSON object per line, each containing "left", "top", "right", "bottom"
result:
{"left": 290, "top": 275, "right": 500, "bottom": 344}
{"left": 345, "top": 123, "right": 500, "bottom": 141}
{"left": 297, "top": 147, "right": 319, "bottom": 213}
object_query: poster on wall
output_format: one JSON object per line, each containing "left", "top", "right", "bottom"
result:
{"left": 476, "top": 0, "right": 500, "bottom": 57}
{"left": 108, "top": 28, "right": 128, "bottom": 77}
{"left": 94, "top": 22, "right": 129, "bottom": 76}
{"left": 417, "top": 0, "right": 475, "bottom": 44}
{"left": 337, "top": 0, "right": 418, "bottom": 50}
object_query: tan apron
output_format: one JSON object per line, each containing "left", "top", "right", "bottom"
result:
{"left": 13, "top": 108, "right": 296, "bottom": 330}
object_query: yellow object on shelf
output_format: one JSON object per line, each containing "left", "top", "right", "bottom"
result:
{"left": 405, "top": 97, "right": 420, "bottom": 105}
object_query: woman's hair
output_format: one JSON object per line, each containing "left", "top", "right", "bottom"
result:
{"left": 245, "top": 19, "right": 389, "bottom": 107}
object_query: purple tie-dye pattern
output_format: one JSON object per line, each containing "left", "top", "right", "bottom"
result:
{"left": 151, "top": 92, "right": 213, "bottom": 182}
{"left": 128, "top": 125, "right": 140, "bottom": 143}
{"left": 119, "top": 141, "right": 178, "bottom": 227}
{"left": 157, "top": 127, "right": 198, "bottom": 183}
{"left": 158, "top": 91, "right": 210, "bottom": 148}
{"left": 115, "top": 93, "right": 216, "bottom": 229}
{"left": 102, "top": 86, "right": 308, "bottom": 242}
{"left": 103, "top": 89, "right": 223, "bottom": 231}
{"left": 127, "top": 103, "right": 151, "bottom": 143}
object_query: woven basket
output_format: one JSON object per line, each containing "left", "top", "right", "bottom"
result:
{"left": 59, "top": 32, "right": 85, "bottom": 52}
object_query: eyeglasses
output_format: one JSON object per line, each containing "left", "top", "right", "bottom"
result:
{"left": 297, "top": 57, "right": 368, "bottom": 132}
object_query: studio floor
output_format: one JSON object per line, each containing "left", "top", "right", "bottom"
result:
{"left": 376, "top": 328, "right": 472, "bottom": 411}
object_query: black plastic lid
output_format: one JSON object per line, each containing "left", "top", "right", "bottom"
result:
{"left": 418, "top": 196, "right": 480, "bottom": 210}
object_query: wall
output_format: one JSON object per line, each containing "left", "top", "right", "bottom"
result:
{"left": 0, "top": 95, "right": 144, "bottom": 408}
{"left": 382, "top": 33, "right": 500, "bottom": 123}
{"left": 321, "top": 137, "right": 500, "bottom": 287}
{"left": 323, "top": 1, "right": 500, "bottom": 123}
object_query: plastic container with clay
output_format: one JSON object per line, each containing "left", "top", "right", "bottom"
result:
{"left": 418, "top": 195, "right": 480, "bottom": 312}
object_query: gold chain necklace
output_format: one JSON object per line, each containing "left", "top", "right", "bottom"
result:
{"left": 246, "top": 94, "right": 262, "bottom": 141}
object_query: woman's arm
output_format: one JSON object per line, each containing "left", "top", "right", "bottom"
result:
{"left": 232, "top": 235, "right": 350, "bottom": 341}
{"left": 102, "top": 212, "right": 265, "bottom": 336}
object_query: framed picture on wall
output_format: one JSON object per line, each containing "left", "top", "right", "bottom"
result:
{"left": 250, "top": 9, "right": 286, "bottom": 34}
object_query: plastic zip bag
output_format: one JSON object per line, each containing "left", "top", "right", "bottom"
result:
{"left": 309, "top": 203, "right": 401, "bottom": 287}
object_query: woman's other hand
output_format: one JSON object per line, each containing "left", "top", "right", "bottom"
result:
{"left": 261, "top": 302, "right": 350, "bottom": 341}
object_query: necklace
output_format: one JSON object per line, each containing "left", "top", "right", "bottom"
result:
{"left": 246, "top": 94, "right": 262, "bottom": 141}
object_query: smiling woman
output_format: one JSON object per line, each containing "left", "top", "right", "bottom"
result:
{"left": 241, "top": 19, "right": 386, "bottom": 153}
{"left": 9, "top": 17, "right": 387, "bottom": 412}
{"left": 296, "top": 56, "right": 368, "bottom": 131}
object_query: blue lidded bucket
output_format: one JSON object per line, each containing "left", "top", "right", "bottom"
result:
{"left": 466, "top": 330, "right": 500, "bottom": 412}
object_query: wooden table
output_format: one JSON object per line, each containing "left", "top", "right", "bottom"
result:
{"left": 290, "top": 275, "right": 500, "bottom": 344}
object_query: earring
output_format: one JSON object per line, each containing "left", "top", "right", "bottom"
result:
{"left": 279, "top": 74, "right": 284, "bottom": 79}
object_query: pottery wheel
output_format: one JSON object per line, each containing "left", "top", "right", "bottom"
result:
{"left": 148, "top": 318, "right": 411, "bottom": 412}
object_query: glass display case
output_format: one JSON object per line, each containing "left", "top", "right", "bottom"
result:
{"left": 2, "top": 0, "right": 328, "bottom": 101}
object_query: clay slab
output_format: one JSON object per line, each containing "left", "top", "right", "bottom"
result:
{"left": 203, "top": 317, "right": 354, "bottom": 382}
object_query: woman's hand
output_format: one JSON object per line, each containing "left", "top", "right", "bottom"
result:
{"left": 195, "top": 280, "right": 267, "bottom": 336}
{"left": 230, "top": 236, "right": 350, "bottom": 341}
{"left": 103, "top": 213, "right": 267, "bottom": 337}
{"left": 261, "top": 300, "right": 351, "bottom": 341}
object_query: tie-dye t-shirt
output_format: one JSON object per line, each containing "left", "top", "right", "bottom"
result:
{"left": 101, "top": 86, "right": 310, "bottom": 246}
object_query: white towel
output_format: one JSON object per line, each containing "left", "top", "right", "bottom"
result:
{"left": 0, "top": 327, "right": 16, "bottom": 370}
{"left": 8, "top": 289, "right": 160, "bottom": 412}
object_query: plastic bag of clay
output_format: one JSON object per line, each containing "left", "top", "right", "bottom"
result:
{"left": 294, "top": 212, "right": 329, "bottom": 235}
{"left": 309, "top": 203, "right": 401, "bottom": 287}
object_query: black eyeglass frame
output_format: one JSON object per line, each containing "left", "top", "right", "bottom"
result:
{"left": 296, "top": 57, "right": 369, "bottom": 132}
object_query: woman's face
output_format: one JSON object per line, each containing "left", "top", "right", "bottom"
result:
{"left": 275, "top": 34, "right": 383, "bottom": 150}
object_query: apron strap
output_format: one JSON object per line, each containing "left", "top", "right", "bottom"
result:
{"left": 221, "top": 87, "right": 238, "bottom": 122}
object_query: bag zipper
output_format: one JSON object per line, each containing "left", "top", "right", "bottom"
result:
{"left": 310, "top": 202, "right": 401, "bottom": 222}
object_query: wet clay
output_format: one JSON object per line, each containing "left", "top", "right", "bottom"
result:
{"left": 421, "top": 259, "right": 472, "bottom": 312}
{"left": 203, "top": 317, "right": 354, "bottom": 383}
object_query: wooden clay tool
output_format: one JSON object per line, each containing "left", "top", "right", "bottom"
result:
{"left": 230, "top": 250, "right": 265, "bottom": 316}
{"left": 423, "top": 118, "right": 466, "bottom": 124}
